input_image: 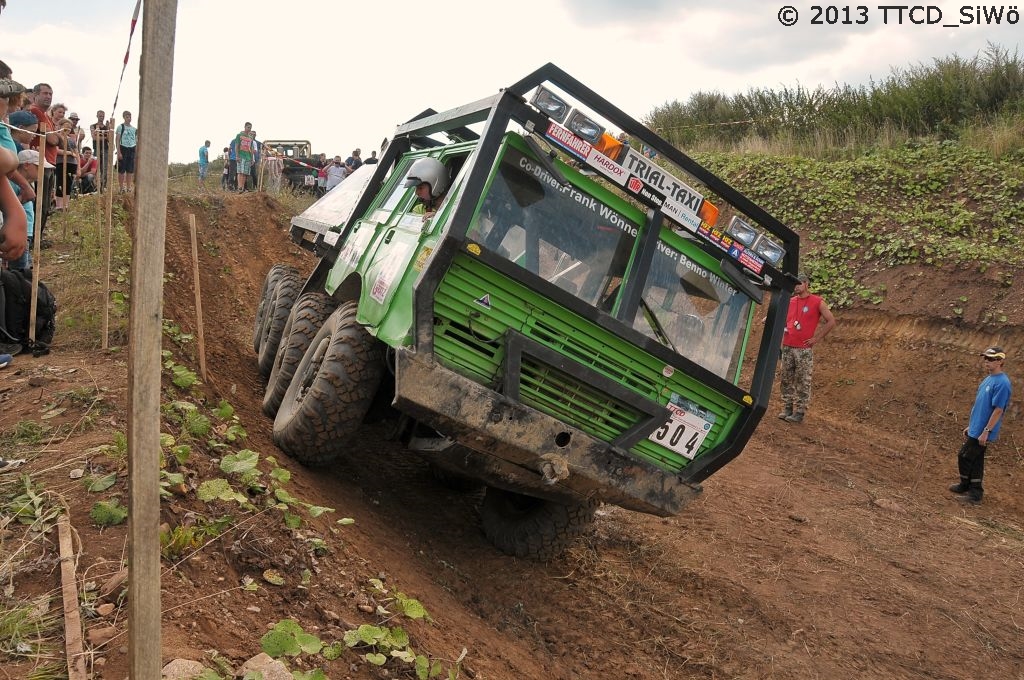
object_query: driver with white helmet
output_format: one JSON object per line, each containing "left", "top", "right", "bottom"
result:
{"left": 403, "top": 157, "right": 450, "bottom": 220}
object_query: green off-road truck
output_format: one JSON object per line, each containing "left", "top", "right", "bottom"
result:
{"left": 254, "top": 64, "right": 800, "bottom": 559}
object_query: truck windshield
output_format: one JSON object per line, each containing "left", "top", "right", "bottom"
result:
{"left": 469, "top": 143, "right": 751, "bottom": 382}
{"left": 469, "top": 145, "right": 638, "bottom": 311}
{"left": 633, "top": 241, "right": 750, "bottom": 380}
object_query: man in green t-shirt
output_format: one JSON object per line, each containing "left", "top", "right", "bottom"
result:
{"left": 233, "top": 122, "right": 257, "bottom": 192}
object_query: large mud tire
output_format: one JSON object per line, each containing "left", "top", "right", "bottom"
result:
{"left": 262, "top": 292, "right": 336, "bottom": 418}
{"left": 273, "top": 302, "right": 383, "bottom": 466}
{"left": 253, "top": 264, "right": 298, "bottom": 353}
{"left": 256, "top": 271, "right": 302, "bottom": 377}
{"left": 481, "top": 488, "right": 598, "bottom": 561}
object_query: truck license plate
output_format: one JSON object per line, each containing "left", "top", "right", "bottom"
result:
{"left": 648, "top": 402, "right": 712, "bottom": 460}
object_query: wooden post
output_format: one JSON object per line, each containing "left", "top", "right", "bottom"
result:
{"left": 102, "top": 147, "right": 114, "bottom": 350}
{"left": 188, "top": 213, "right": 208, "bottom": 381}
{"left": 60, "top": 137, "right": 67, "bottom": 210}
{"left": 60, "top": 133, "right": 69, "bottom": 239}
{"left": 28, "top": 133, "right": 45, "bottom": 345}
{"left": 127, "top": 2, "right": 177, "bottom": 679}
{"left": 57, "top": 515, "right": 88, "bottom": 680}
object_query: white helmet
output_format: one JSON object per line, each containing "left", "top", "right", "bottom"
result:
{"left": 403, "top": 157, "right": 450, "bottom": 198}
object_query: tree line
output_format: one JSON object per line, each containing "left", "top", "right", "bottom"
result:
{"left": 645, "top": 44, "right": 1024, "bottom": 154}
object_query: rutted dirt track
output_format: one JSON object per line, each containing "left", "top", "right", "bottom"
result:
{"left": 3, "top": 194, "right": 1022, "bottom": 679}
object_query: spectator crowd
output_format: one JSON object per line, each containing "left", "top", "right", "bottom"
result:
{"left": 214, "top": 124, "right": 383, "bottom": 196}
{"left": 0, "top": 59, "right": 142, "bottom": 278}
{"left": 0, "top": 54, "right": 386, "bottom": 286}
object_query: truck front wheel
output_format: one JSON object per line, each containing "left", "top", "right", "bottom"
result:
{"left": 273, "top": 302, "right": 382, "bottom": 466}
{"left": 263, "top": 291, "right": 336, "bottom": 417}
{"left": 480, "top": 487, "right": 598, "bottom": 560}
{"left": 256, "top": 270, "right": 302, "bottom": 377}
{"left": 253, "top": 264, "right": 297, "bottom": 354}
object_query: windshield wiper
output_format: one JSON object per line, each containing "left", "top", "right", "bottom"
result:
{"left": 640, "top": 297, "right": 677, "bottom": 353}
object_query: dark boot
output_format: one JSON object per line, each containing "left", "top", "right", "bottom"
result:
{"left": 785, "top": 412, "right": 805, "bottom": 423}
{"left": 956, "top": 490, "right": 982, "bottom": 505}
{"left": 948, "top": 482, "right": 969, "bottom": 494}
{"left": 964, "top": 480, "right": 983, "bottom": 504}
{"left": 778, "top": 406, "right": 793, "bottom": 420}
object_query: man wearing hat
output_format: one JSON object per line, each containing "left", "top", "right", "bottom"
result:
{"left": 949, "top": 347, "right": 1012, "bottom": 504}
{"left": 8, "top": 109, "right": 38, "bottom": 150}
{"left": 67, "top": 112, "right": 84, "bottom": 153}
{"left": 778, "top": 272, "right": 836, "bottom": 423}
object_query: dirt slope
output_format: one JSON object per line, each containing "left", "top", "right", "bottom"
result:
{"left": 2, "top": 194, "right": 1021, "bottom": 680}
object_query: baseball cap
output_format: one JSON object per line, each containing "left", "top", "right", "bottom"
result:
{"left": 8, "top": 110, "right": 38, "bottom": 128}
{"left": 0, "top": 79, "right": 25, "bottom": 97}
{"left": 17, "top": 148, "right": 55, "bottom": 169}
{"left": 68, "top": 112, "right": 80, "bottom": 120}
{"left": 982, "top": 347, "right": 1006, "bottom": 360}
{"left": 797, "top": 272, "right": 809, "bottom": 283}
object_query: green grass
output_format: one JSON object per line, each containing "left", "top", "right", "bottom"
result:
{"left": 695, "top": 138, "right": 1024, "bottom": 307}
{"left": 648, "top": 44, "right": 1024, "bottom": 160}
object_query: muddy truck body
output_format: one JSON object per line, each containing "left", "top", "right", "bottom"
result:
{"left": 254, "top": 63, "right": 800, "bottom": 559}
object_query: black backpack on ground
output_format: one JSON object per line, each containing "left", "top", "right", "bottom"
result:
{"left": 0, "top": 268, "right": 57, "bottom": 355}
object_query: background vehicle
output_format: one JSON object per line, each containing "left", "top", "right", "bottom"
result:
{"left": 254, "top": 64, "right": 800, "bottom": 559}
{"left": 263, "top": 139, "right": 321, "bottom": 192}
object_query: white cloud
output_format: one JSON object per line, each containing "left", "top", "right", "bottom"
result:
{"left": 2, "top": 0, "right": 1020, "bottom": 162}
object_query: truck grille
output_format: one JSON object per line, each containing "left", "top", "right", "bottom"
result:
{"left": 432, "top": 255, "right": 736, "bottom": 472}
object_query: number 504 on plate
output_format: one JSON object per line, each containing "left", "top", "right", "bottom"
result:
{"left": 648, "top": 401, "right": 713, "bottom": 460}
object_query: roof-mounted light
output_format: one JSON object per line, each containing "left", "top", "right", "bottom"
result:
{"left": 565, "top": 109, "right": 605, "bottom": 145}
{"left": 752, "top": 234, "right": 785, "bottom": 267}
{"left": 530, "top": 87, "right": 569, "bottom": 123}
{"left": 726, "top": 216, "right": 758, "bottom": 247}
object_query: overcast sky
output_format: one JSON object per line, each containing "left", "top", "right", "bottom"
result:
{"left": 3, "top": 0, "right": 1020, "bottom": 163}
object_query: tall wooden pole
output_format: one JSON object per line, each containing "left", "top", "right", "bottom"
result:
{"left": 28, "top": 134, "right": 45, "bottom": 345}
{"left": 103, "top": 144, "right": 113, "bottom": 350}
{"left": 127, "top": 2, "right": 177, "bottom": 678}
{"left": 188, "top": 214, "right": 208, "bottom": 382}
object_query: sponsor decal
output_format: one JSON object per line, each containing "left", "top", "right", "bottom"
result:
{"left": 662, "top": 365, "right": 675, "bottom": 378}
{"left": 414, "top": 246, "right": 433, "bottom": 271}
{"left": 626, "top": 175, "right": 665, "bottom": 206}
{"left": 369, "top": 243, "right": 411, "bottom": 304}
{"left": 662, "top": 201, "right": 701, "bottom": 233}
{"left": 737, "top": 249, "right": 765, "bottom": 275}
{"left": 697, "top": 223, "right": 731, "bottom": 252}
{"left": 622, "top": 148, "right": 705, "bottom": 215}
{"left": 545, "top": 122, "right": 593, "bottom": 160}
{"left": 474, "top": 293, "right": 492, "bottom": 309}
{"left": 719, "top": 238, "right": 765, "bottom": 276}
{"left": 467, "top": 243, "right": 482, "bottom": 256}
{"left": 585, "top": 147, "right": 628, "bottom": 186}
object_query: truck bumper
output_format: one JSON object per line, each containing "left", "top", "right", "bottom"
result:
{"left": 392, "top": 348, "right": 702, "bottom": 516}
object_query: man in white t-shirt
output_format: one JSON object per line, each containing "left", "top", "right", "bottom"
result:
{"left": 325, "top": 155, "right": 347, "bottom": 191}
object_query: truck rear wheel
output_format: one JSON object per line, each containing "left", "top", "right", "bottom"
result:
{"left": 273, "top": 302, "right": 382, "bottom": 466}
{"left": 263, "top": 291, "right": 336, "bottom": 417}
{"left": 253, "top": 264, "right": 297, "bottom": 353}
{"left": 256, "top": 270, "right": 302, "bottom": 377}
{"left": 480, "top": 487, "right": 598, "bottom": 560}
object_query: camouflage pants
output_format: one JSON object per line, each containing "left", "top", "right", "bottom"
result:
{"left": 780, "top": 346, "right": 814, "bottom": 413}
